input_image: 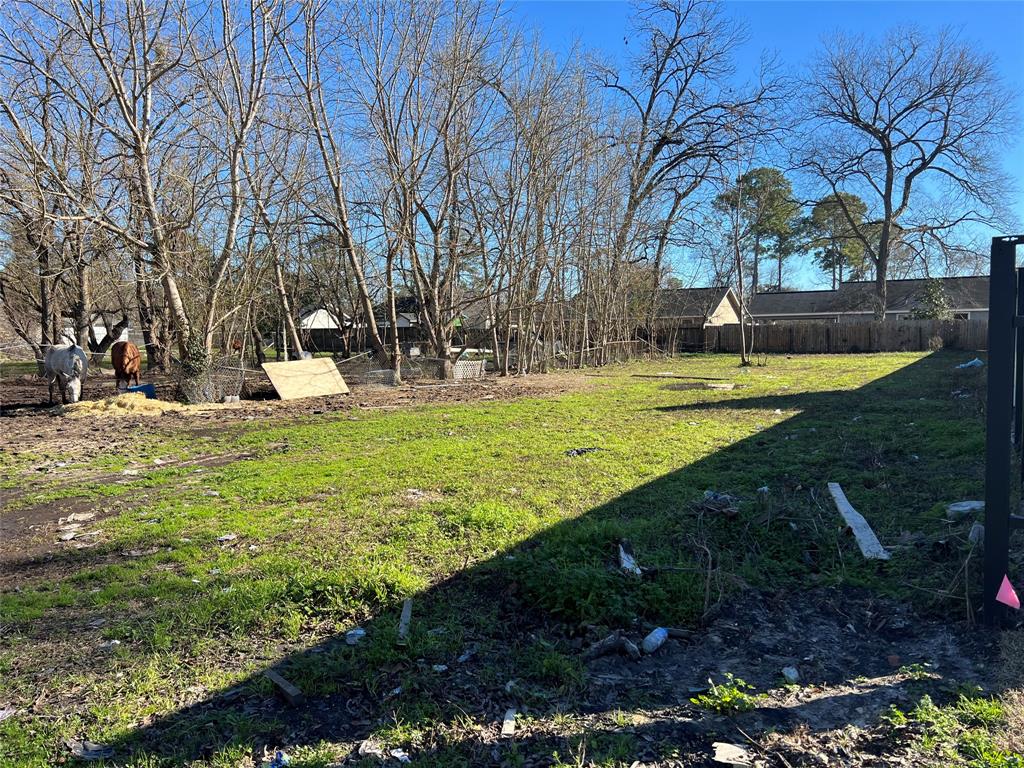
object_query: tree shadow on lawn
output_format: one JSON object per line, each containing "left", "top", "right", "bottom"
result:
{"left": 32, "top": 353, "right": 1019, "bottom": 765}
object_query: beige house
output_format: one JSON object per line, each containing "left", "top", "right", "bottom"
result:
{"left": 654, "top": 286, "right": 743, "bottom": 328}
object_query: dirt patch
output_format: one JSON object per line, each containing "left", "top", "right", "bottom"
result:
{"left": 83, "top": 585, "right": 1005, "bottom": 767}
{"left": 588, "top": 586, "right": 982, "bottom": 704}
{"left": 537, "top": 587, "right": 998, "bottom": 766}
{"left": 0, "top": 370, "right": 588, "bottom": 454}
{"left": 0, "top": 498, "right": 122, "bottom": 587}
{"left": 0, "top": 494, "right": 104, "bottom": 548}
{"left": 0, "top": 485, "right": 155, "bottom": 581}
{"left": 0, "top": 369, "right": 180, "bottom": 413}
{"left": 0, "top": 447, "right": 268, "bottom": 582}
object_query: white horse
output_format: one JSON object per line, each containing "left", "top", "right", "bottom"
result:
{"left": 43, "top": 343, "right": 88, "bottom": 404}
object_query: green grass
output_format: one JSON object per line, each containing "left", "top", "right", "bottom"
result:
{"left": 883, "top": 691, "right": 1023, "bottom": 767}
{"left": 1, "top": 358, "right": 40, "bottom": 377}
{"left": 690, "top": 673, "right": 764, "bottom": 714}
{"left": 0, "top": 352, "right": 1005, "bottom": 766}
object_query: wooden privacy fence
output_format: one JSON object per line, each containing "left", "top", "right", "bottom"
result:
{"left": 664, "top": 318, "right": 988, "bottom": 354}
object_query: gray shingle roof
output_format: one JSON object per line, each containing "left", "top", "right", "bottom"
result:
{"left": 655, "top": 286, "right": 733, "bottom": 318}
{"left": 750, "top": 276, "right": 989, "bottom": 317}
{"left": 836, "top": 277, "right": 989, "bottom": 312}
{"left": 749, "top": 289, "right": 843, "bottom": 316}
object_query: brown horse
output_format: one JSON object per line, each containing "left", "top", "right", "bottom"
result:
{"left": 111, "top": 340, "right": 142, "bottom": 389}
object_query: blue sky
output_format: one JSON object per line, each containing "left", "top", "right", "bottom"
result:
{"left": 507, "top": 0, "right": 1024, "bottom": 287}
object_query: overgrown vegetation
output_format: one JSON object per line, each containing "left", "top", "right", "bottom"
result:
{"left": 883, "top": 691, "right": 1022, "bottom": 767}
{"left": 0, "top": 0, "right": 1012, "bottom": 386}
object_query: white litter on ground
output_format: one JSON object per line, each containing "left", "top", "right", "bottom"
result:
{"left": 827, "top": 482, "right": 892, "bottom": 560}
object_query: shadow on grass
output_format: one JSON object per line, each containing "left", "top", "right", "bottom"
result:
{"left": 16, "top": 352, "right": 1018, "bottom": 766}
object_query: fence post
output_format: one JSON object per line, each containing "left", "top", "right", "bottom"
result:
{"left": 1016, "top": 268, "right": 1024, "bottom": 451}
{"left": 984, "top": 236, "right": 1022, "bottom": 625}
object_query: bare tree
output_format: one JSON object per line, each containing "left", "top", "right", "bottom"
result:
{"left": 275, "top": 1, "right": 394, "bottom": 369}
{"left": 0, "top": 0, "right": 791, "bottom": 383}
{"left": 594, "top": 0, "right": 780, "bottom": 359}
{"left": 796, "top": 26, "right": 1015, "bottom": 318}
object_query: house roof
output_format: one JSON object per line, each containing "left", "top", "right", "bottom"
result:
{"left": 750, "top": 276, "right": 989, "bottom": 317}
{"left": 655, "top": 286, "right": 735, "bottom": 318}
{"left": 835, "top": 276, "right": 989, "bottom": 312}
{"left": 460, "top": 297, "right": 493, "bottom": 330}
{"left": 749, "top": 289, "right": 844, "bottom": 316}
{"left": 372, "top": 295, "right": 421, "bottom": 318}
{"left": 298, "top": 307, "right": 349, "bottom": 330}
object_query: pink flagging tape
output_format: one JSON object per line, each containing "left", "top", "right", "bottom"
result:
{"left": 996, "top": 575, "right": 1021, "bottom": 610}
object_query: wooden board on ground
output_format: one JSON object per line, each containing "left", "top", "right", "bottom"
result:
{"left": 261, "top": 358, "right": 349, "bottom": 401}
{"left": 827, "top": 482, "right": 892, "bottom": 560}
{"left": 396, "top": 598, "right": 413, "bottom": 645}
{"left": 263, "top": 669, "right": 305, "bottom": 705}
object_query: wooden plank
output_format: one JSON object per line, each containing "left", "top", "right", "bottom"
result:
{"left": 396, "top": 598, "right": 413, "bottom": 645}
{"left": 264, "top": 669, "right": 305, "bottom": 705}
{"left": 827, "top": 482, "right": 891, "bottom": 560}
{"left": 261, "top": 358, "right": 349, "bottom": 401}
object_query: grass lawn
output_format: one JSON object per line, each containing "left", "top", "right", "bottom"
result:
{"left": 1, "top": 352, "right": 1020, "bottom": 767}
{"left": 1, "top": 358, "right": 40, "bottom": 377}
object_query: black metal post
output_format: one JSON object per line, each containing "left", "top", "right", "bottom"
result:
{"left": 984, "top": 237, "right": 1022, "bottom": 625}
{"left": 1016, "top": 267, "right": 1024, "bottom": 451}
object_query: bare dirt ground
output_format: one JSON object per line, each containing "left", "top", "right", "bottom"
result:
{"left": 1, "top": 367, "right": 585, "bottom": 441}
{"left": 575, "top": 587, "right": 999, "bottom": 767}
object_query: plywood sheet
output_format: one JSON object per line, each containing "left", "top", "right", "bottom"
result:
{"left": 261, "top": 358, "right": 349, "bottom": 400}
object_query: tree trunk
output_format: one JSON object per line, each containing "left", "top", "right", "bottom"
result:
{"left": 385, "top": 254, "right": 402, "bottom": 383}
{"left": 874, "top": 220, "right": 891, "bottom": 321}
{"left": 735, "top": 237, "right": 751, "bottom": 366}
{"left": 752, "top": 235, "right": 760, "bottom": 296}
{"left": 38, "top": 244, "right": 53, "bottom": 357}
{"left": 133, "top": 251, "right": 162, "bottom": 371}
{"left": 875, "top": 268, "right": 888, "bottom": 321}
{"left": 274, "top": 260, "right": 304, "bottom": 359}
{"left": 157, "top": 299, "right": 173, "bottom": 370}
{"left": 73, "top": 261, "right": 91, "bottom": 350}
{"left": 138, "top": 156, "right": 192, "bottom": 355}
{"left": 88, "top": 315, "right": 130, "bottom": 361}
{"left": 647, "top": 192, "right": 683, "bottom": 344}
{"left": 251, "top": 326, "right": 266, "bottom": 365}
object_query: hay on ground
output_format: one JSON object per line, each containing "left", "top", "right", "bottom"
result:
{"left": 63, "top": 393, "right": 183, "bottom": 416}
{"left": 63, "top": 393, "right": 239, "bottom": 417}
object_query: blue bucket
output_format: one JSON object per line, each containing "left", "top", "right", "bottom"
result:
{"left": 126, "top": 383, "right": 157, "bottom": 399}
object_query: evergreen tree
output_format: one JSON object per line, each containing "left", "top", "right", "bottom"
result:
{"left": 808, "top": 193, "right": 868, "bottom": 288}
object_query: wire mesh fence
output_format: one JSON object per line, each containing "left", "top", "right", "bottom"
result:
{"left": 335, "top": 351, "right": 390, "bottom": 386}
{"left": 175, "top": 353, "right": 251, "bottom": 403}
{"left": 335, "top": 352, "right": 462, "bottom": 385}
{"left": 402, "top": 356, "right": 448, "bottom": 381}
